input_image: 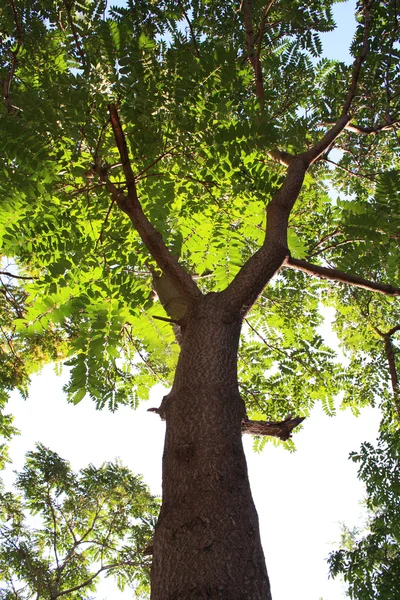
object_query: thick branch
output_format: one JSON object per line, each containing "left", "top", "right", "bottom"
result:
{"left": 267, "top": 149, "right": 293, "bottom": 166}
{"left": 372, "top": 325, "right": 400, "bottom": 417}
{"left": 242, "top": 416, "right": 305, "bottom": 440}
{"left": 107, "top": 104, "right": 200, "bottom": 304}
{"left": 286, "top": 257, "right": 400, "bottom": 296}
{"left": 222, "top": 157, "right": 307, "bottom": 315}
{"left": 301, "top": 116, "right": 350, "bottom": 165}
{"left": 388, "top": 324, "right": 400, "bottom": 337}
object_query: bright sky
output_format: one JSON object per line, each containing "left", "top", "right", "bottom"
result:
{"left": 3, "top": 2, "right": 383, "bottom": 600}
{"left": 4, "top": 365, "right": 381, "bottom": 600}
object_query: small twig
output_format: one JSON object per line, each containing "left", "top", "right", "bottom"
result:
{"left": 177, "top": 0, "right": 200, "bottom": 59}
{"left": 0, "top": 324, "right": 20, "bottom": 362}
{"left": 152, "top": 315, "right": 179, "bottom": 325}
{"left": 255, "top": 0, "right": 276, "bottom": 59}
{"left": 242, "top": 0, "right": 265, "bottom": 109}
{"left": 4, "top": 0, "right": 23, "bottom": 112}
{"left": 306, "top": 227, "right": 342, "bottom": 256}
{"left": 309, "top": 238, "right": 366, "bottom": 259}
{"left": 63, "top": 0, "right": 87, "bottom": 68}
{"left": 96, "top": 197, "right": 117, "bottom": 245}
{"left": 324, "top": 157, "right": 376, "bottom": 182}
{"left": 342, "top": 0, "right": 373, "bottom": 115}
{"left": 93, "top": 119, "right": 111, "bottom": 165}
{"left": 135, "top": 147, "right": 175, "bottom": 180}
{"left": 124, "top": 326, "right": 163, "bottom": 381}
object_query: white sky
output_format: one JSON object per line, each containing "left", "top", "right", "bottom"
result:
{"left": 4, "top": 362, "right": 381, "bottom": 600}
{"left": 2, "top": 2, "right": 378, "bottom": 599}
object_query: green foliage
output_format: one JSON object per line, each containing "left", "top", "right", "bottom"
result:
{"left": 328, "top": 427, "right": 400, "bottom": 599}
{"left": 0, "top": 444, "right": 158, "bottom": 599}
{"left": 0, "top": 0, "right": 398, "bottom": 428}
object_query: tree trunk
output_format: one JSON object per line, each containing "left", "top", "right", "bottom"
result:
{"left": 151, "top": 293, "right": 272, "bottom": 600}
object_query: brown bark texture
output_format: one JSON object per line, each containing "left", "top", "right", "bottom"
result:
{"left": 151, "top": 293, "right": 272, "bottom": 600}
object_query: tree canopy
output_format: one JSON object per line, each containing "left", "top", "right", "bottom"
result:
{"left": 0, "top": 0, "right": 400, "bottom": 598}
{"left": 0, "top": 0, "right": 399, "bottom": 421}
{"left": 0, "top": 444, "right": 158, "bottom": 599}
{"left": 329, "top": 424, "right": 400, "bottom": 599}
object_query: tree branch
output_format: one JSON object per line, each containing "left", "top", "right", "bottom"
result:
{"left": 384, "top": 334, "right": 399, "bottom": 395}
{"left": 107, "top": 104, "right": 201, "bottom": 304}
{"left": 56, "top": 560, "right": 140, "bottom": 598}
{"left": 321, "top": 118, "right": 400, "bottom": 136}
{"left": 295, "top": 0, "right": 373, "bottom": 164}
{"left": 63, "top": 0, "right": 87, "bottom": 68}
{"left": 301, "top": 116, "right": 350, "bottom": 165}
{"left": 383, "top": 334, "right": 400, "bottom": 421}
{"left": 177, "top": 0, "right": 200, "bottom": 59}
{"left": 387, "top": 324, "right": 400, "bottom": 337}
{"left": 221, "top": 157, "right": 307, "bottom": 315}
{"left": 256, "top": 0, "right": 276, "bottom": 59}
{"left": 342, "top": 0, "right": 373, "bottom": 115}
{"left": 344, "top": 119, "right": 399, "bottom": 135}
{"left": 242, "top": 0, "right": 265, "bottom": 109}
{"left": 285, "top": 257, "right": 400, "bottom": 296}
{"left": 3, "top": 0, "right": 23, "bottom": 113}
{"left": 242, "top": 416, "right": 305, "bottom": 440}
{"left": 323, "top": 157, "right": 376, "bottom": 182}
{"left": 0, "top": 270, "right": 36, "bottom": 280}
{"left": 218, "top": 0, "right": 373, "bottom": 315}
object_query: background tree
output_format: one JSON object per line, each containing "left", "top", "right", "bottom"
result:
{"left": 0, "top": 444, "right": 158, "bottom": 599}
{"left": 0, "top": 0, "right": 399, "bottom": 598}
{"left": 329, "top": 424, "right": 400, "bottom": 600}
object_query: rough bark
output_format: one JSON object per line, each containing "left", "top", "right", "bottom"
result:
{"left": 242, "top": 416, "right": 305, "bottom": 440}
{"left": 151, "top": 293, "right": 272, "bottom": 600}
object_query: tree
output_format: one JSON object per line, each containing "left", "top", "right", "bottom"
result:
{"left": 0, "top": 443, "right": 158, "bottom": 599}
{"left": 0, "top": 0, "right": 399, "bottom": 598}
{"left": 328, "top": 424, "right": 400, "bottom": 600}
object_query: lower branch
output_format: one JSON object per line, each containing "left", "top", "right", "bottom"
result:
{"left": 286, "top": 257, "right": 400, "bottom": 297}
{"left": 242, "top": 416, "right": 305, "bottom": 440}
